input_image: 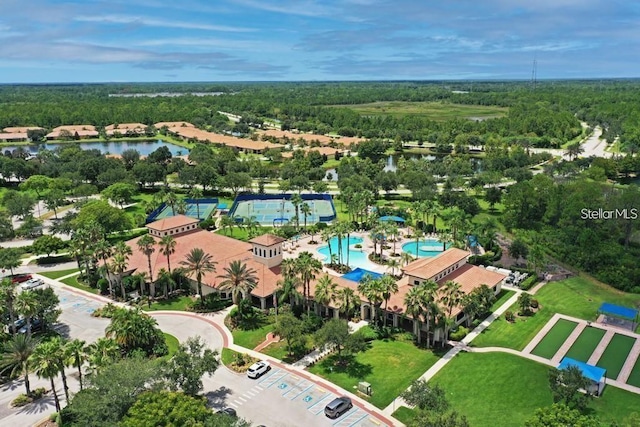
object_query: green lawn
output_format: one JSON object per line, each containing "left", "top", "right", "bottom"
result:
{"left": 215, "top": 226, "right": 275, "bottom": 242}
{"left": 232, "top": 323, "right": 275, "bottom": 350}
{"left": 473, "top": 277, "right": 640, "bottom": 350}
{"left": 164, "top": 333, "right": 180, "bottom": 357}
{"left": 429, "top": 351, "right": 640, "bottom": 427}
{"left": 564, "top": 327, "right": 606, "bottom": 362}
{"left": 39, "top": 268, "right": 80, "bottom": 280}
{"left": 340, "top": 101, "right": 507, "bottom": 121}
{"left": 61, "top": 275, "right": 99, "bottom": 294}
{"left": 597, "top": 334, "right": 636, "bottom": 379}
{"left": 145, "top": 295, "right": 193, "bottom": 311}
{"left": 391, "top": 406, "right": 415, "bottom": 425}
{"left": 626, "top": 357, "right": 640, "bottom": 388}
{"left": 490, "top": 290, "right": 515, "bottom": 312}
{"left": 307, "top": 335, "right": 441, "bottom": 408}
{"left": 260, "top": 336, "right": 313, "bottom": 364}
{"left": 531, "top": 319, "right": 577, "bottom": 359}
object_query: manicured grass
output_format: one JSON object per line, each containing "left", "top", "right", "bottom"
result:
{"left": 531, "top": 319, "right": 577, "bottom": 359}
{"left": 490, "top": 290, "right": 515, "bottom": 312}
{"left": 145, "top": 295, "right": 193, "bottom": 311}
{"left": 564, "top": 327, "right": 606, "bottom": 362}
{"left": 307, "top": 335, "right": 441, "bottom": 408}
{"left": 61, "top": 275, "right": 99, "bottom": 294}
{"left": 215, "top": 226, "right": 274, "bottom": 242}
{"left": 391, "top": 406, "right": 416, "bottom": 425}
{"left": 232, "top": 323, "right": 275, "bottom": 350}
{"left": 429, "top": 351, "right": 640, "bottom": 427}
{"left": 261, "top": 336, "right": 313, "bottom": 364}
{"left": 221, "top": 348, "right": 237, "bottom": 367}
{"left": 473, "top": 277, "right": 640, "bottom": 350}
{"left": 164, "top": 333, "right": 180, "bottom": 357}
{"left": 597, "top": 334, "right": 636, "bottom": 379}
{"left": 39, "top": 268, "right": 80, "bottom": 280}
{"left": 626, "top": 356, "right": 640, "bottom": 388}
{"left": 341, "top": 101, "right": 507, "bottom": 121}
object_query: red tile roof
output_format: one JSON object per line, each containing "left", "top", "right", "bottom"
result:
{"left": 146, "top": 215, "right": 199, "bottom": 232}
{"left": 249, "top": 234, "right": 286, "bottom": 247}
{"left": 402, "top": 248, "right": 470, "bottom": 280}
{"left": 2, "top": 127, "right": 43, "bottom": 133}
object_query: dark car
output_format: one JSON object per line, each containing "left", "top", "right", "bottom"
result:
{"left": 324, "top": 396, "right": 352, "bottom": 418}
{"left": 9, "top": 274, "right": 32, "bottom": 284}
{"left": 18, "top": 318, "right": 43, "bottom": 335}
{"left": 216, "top": 407, "right": 237, "bottom": 418}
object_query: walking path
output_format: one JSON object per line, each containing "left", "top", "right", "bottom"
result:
{"left": 550, "top": 322, "right": 587, "bottom": 365}
{"left": 618, "top": 339, "right": 640, "bottom": 384}
{"left": 587, "top": 329, "right": 615, "bottom": 365}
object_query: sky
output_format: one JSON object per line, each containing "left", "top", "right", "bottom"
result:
{"left": 0, "top": 0, "right": 638, "bottom": 83}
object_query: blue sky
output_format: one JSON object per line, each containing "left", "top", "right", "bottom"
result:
{"left": 0, "top": 0, "right": 637, "bottom": 83}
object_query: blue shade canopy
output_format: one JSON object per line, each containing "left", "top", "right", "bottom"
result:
{"left": 598, "top": 303, "right": 638, "bottom": 320}
{"left": 341, "top": 268, "right": 383, "bottom": 283}
{"left": 379, "top": 215, "right": 405, "bottom": 223}
{"left": 558, "top": 357, "right": 606, "bottom": 383}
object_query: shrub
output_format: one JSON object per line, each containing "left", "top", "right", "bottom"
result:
{"left": 354, "top": 243, "right": 362, "bottom": 249}
{"left": 530, "top": 299, "right": 539, "bottom": 309}
{"left": 97, "top": 278, "right": 109, "bottom": 294}
{"left": 505, "top": 311, "right": 515, "bottom": 322}
{"left": 450, "top": 326, "right": 469, "bottom": 341}
{"left": 302, "top": 313, "right": 323, "bottom": 334}
{"left": 32, "top": 387, "right": 46, "bottom": 399}
{"left": 355, "top": 325, "right": 379, "bottom": 342}
{"left": 12, "top": 394, "right": 31, "bottom": 407}
{"left": 92, "top": 302, "right": 119, "bottom": 318}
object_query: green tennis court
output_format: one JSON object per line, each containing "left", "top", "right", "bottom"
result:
{"left": 531, "top": 319, "right": 578, "bottom": 359}
{"left": 626, "top": 356, "right": 640, "bottom": 388}
{"left": 597, "top": 334, "right": 636, "bottom": 379}
{"left": 230, "top": 198, "right": 335, "bottom": 226}
{"left": 155, "top": 200, "right": 217, "bottom": 221}
{"left": 564, "top": 327, "right": 606, "bottom": 363}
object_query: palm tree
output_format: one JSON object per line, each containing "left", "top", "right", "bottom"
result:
{"left": 94, "top": 239, "right": 114, "bottom": 298}
{"left": 111, "top": 241, "right": 133, "bottom": 300}
{"left": 300, "top": 202, "right": 311, "bottom": 231}
{"left": 320, "top": 227, "right": 334, "bottom": 265}
{"left": 439, "top": 281, "right": 464, "bottom": 344}
{"left": 87, "top": 337, "right": 119, "bottom": 376}
{"left": 314, "top": 274, "right": 337, "bottom": 317}
{"left": 0, "top": 334, "right": 37, "bottom": 395}
{"left": 15, "top": 291, "right": 39, "bottom": 338}
{"left": 0, "top": 278, "right": 18, "bottom": 335}
{"left": 276, "top": 276, "right": 303, "bottom": 308}
{"left": 336, "top": 287, "right": 359, "bottom": 319}
{"left": 156, "top": 268, "right": 175, "bottom": 298}
{"left": 179, "top": 248, "right": 217, "bottom": 300}
{"left": 400, "top": 251, "right": 415, "bottom": 268}
{"left": 295, "top": 251, "right": 322, "bottom": 315}
{"left": 65, "top": 339, "right": 87, "bottom": 391}
{"left": 220, "top": 215, "right": 236, "bottom": 237}
{"left": 358, "top": 276, "right": 385, "bottom": 326}
{"left": 189, "top": 187, "right": 203, "bottom": 219}
{"left": 413, "top": 227, "right": 424, "bottom": 257}
{"left": 47, "top": 336, "right": 71, "bottom": 402}
{"left": 404, "top": 286, "right": 426, "bottom": 345}
{"left": 290, "top": 193, "right": 303, "bottom": 230}
{"left": 159, "top": 235, "right": 177, "bottom": 273}
{"left": 217, "top": 260, "right": 258, "bottom": 305}
{"left": 137, "top": 234, "right": 156, "bottom": 287}
{"left": 30, "top": 341, "right": 62, "bottom": 412}
{"left": 565, "top": 142, "right": 584, "bottom": 160}
{"left": 387, "top": 258, "right": 400, "bottom": 277}
{"left": 380, "top": 275, "right": 399, "bottom": 327}
{"left": 165, "top": 191, "right": 178, "bottom": 215}
{"left": 176, "top": 198, "right": 188, "bottom": 215}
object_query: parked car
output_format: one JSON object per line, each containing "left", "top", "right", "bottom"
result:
{"left": 324, "top": 396, "right": 352, "bottom": 418}
{"left": 20, "top": 278, "right": 44, "bottom": 290}
{"left": 18, "top": 318, "right": 43, "bottom": 334}
{"left": 216, "top": 407, "right": 237, "bottom": 417}
{"left": 247, "top": 360, "right": 271, "bottom": 379}
{"left": 9, "top": 274, "right": 32, "bottom": 284}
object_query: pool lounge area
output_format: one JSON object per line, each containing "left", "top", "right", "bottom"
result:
{"left": 317, "top": 236, "right": 382, "bottom": 271}
{"left": 402, "top": 238, "right": 451, "bottom": 258}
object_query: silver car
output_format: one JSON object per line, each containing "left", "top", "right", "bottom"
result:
{"left": 20, "top": 278, "right": 44, "bottom": 290}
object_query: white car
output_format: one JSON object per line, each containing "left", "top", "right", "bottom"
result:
{"left": 247, "top": 361, "right": 270, "bottom": 379}
{"left": 20, "top": 278, "right": 44, "bottom": 290}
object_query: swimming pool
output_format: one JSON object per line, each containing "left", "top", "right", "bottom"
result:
{"left": 317, "top": 236, "right": 379, "bottom": 270}
{"left": 402, "top": 238, "right": 450, "bottom": 258}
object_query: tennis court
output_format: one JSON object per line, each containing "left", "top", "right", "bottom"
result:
{"left": 153, "top": 199, "right": 217, "bottom": 221}
{"left": 564, "top": 327, "right": 606, "bottom": 362}
{"left": 531, "top": 319, "right": 578, "bottom": 359}
{"left": 229, "top": 196, "right": 335, "bottom": 226}
{"left": 596, "top": 334, "right": 636, "bottom": 379}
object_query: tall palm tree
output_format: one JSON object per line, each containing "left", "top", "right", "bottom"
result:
{"left": 47, "top": 336, "right": 71, "bottom": 402}
{"left": 380, "top": 275, "right": 399, "bottom": 327}
{"left": 189, "top": 187, "right": 203, "bottom": 219}
{"left": 404, "top": 286, "right": 426, "bottom": 345}
{"left": 295, "top": 251, "right": 322, "bottom": 315}
{"left": 220, "top": 215, "right": 236, "bottom": 237}
{"left": 439, "top": 280, "right": 464, "bottom": 318}
{"left": 156, "top": 268, "right": 175, "bottom": 298}
{"left": 87, "top": 337, "right": 119, "bottom": 376}
{"left": 136, "top": 235, "right": 156, "bottom": 288}
{"left": 0, "top": 278, "right": 18, "bottom": 335}
{"left": 93, "top": 239, "right": 114, "bottom": 298}
{"left": 300, "top": 202, "right": 311, "bottom": 231}
{"left": 400, "top": 251, "right": 415, "bottom": 268}
{"left": 314, "top": 274, "right": 337, "bottom": 317}
{"left": 65, "top": 339, "right": 87, "bottom": 391}
{"left": 15, "top": 291, "right": 39, "bottom": 338}
{"left": 179, "top": 248, "right": 217, "bottom": 300}
{"left": 358, "top": 276, "right": 384, "bottom": 326}
{"left": 111, "top": 241, "right": 133, "bottom": 300}
{"left": 290, "top": 193, "right": 303, "bottom": 230}
{"left": 387, "top": 258, "right": 400, "bottom": 277}
{"left": 217, "top": 260, "right": 258, "bottom": 305}
{"left": 336, "top": 287, "right": 359, "bottom": 319}
{"left": 30, "top": 341, "right": 63, "bottom": 412}
{"left": 176, "top": 199, "right": 188, "bottom": 215}
{"left": 276, "top": 276, "right": 303, "bottom": 308}
{"left": 320, "top": 227, "right": 334, "bottom": 265}
{"left": 0, "top": 334, "right": 37, "bottom": 395}
{"left": 159, "top": 235, "right": 177, "bottom": 273}
{"left": 165, "top": 192, "right": 178, "bottom": 215}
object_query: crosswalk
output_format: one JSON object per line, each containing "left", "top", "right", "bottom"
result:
{"left": 227, "top": 384, "right": 264, "bottom": 408}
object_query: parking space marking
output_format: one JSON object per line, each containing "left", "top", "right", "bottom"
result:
{"left": 259, "top": 369, "right": 287, "bottom": 388}
{"left": 285, "top": 382, "right": 313, "bottom": 400}
{"left": 228, "top": 402, "right": 238, "bottom": 408}
{"left": 332, "top": 409, "right": 366, "bottom": 427}
{"left": 295, "top": 386, "right": 331, "bottom": 408}
{"left": 355, "top": 417, "right": 388, "bottom": 427}
{"left": 236, "top": 396, "right": 247, "bottom": 403}
{"left": 309, "top": 393, "right": 336, "bottom": 415}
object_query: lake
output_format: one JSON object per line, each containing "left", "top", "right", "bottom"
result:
{"left": 1, "top": 140, "right": 188, "bottom": 156}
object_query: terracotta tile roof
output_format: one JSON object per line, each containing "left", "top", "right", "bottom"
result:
{"left": 168, "top": 127, "right": 279, "bottom": 152}
{"left": 155, "top": 121, "right": 194, "bottom": 128}
{"left": 402, "top": 248, "right": 470, "bottom": 280}
{"left": 0, "top": 133, "right": 27, "bottom": 140}
{"left": 52, "top": 125, "right": 96, "bottom": 132}
{"left": 249, "top": 234, "right": 286, "bottom": 247}
{"left": 105, "top": 123, "right": 146, "bottom": 131}
{"left": 436, "top": 264, "right": 505, "bottom": 294}
{"left": 3, "top": 127, "right": 43, "bottom": 133}
{"left": 146, "top": 215, "right": 199, "bottom": 232}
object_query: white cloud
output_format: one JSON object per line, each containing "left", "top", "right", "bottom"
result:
{"left": 74, "top": 15, "right": 255, "bottom": 33}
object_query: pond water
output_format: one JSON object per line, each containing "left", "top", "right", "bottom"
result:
{"left": 2, "top": 140, "right": 188, "bottom": 156}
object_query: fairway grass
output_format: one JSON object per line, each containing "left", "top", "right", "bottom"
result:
{"left": 473, "top": 277, "right": 640, "bottom": 350}
{"left": 626, "top": 357, "right": 640, "bottom": 388}
{"left": 339, "top": 101, "right": 507, "bottom": 121}
{"left": 564, "top": 327, "right": 605, "bottom": 362}
{"left": 307, "top": 336, "right": 441, "bottom": 408}
{"left": 531, "top": 319, "right": 577, "bottom": 359}
{"left": 597, "top": 334, "right": 636, "bottom": 379}
{"left": 429, "top": 352, "right": 640, "bottom": 427}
